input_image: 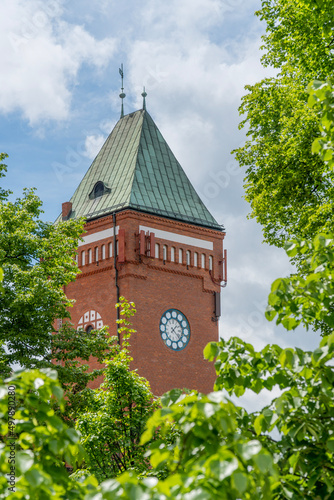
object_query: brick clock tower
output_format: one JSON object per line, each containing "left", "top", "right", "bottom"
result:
{"left": 60, "top": 105, "right": 226, "bottom": 395}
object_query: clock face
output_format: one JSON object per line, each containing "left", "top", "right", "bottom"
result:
{"left": 160, "top": 309, "right": 190, "bottom": 351}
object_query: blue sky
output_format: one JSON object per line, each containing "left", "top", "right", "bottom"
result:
{"left": 0, "top": 0, "right": 320, "bottom": 398}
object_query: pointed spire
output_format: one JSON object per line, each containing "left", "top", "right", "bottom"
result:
{"left": 119, "top": 64, "right": 126, "bottom": 118}
{"left": 141, "top": 87, "right": 147, "bottom": 110}
{"left": 65, "top": 110, "right": 222, "bottom": 230}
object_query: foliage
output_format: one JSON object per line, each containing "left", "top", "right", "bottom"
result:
{"left": 234, "top": 1, "right": 334, "bottom": 250}
{"left": 136, "top": 389, "right": 277, "bottom": 499}
{"left": 265, "top": 233, "right": 334, "bottom": 333}
{"left": 207, "top": 333, "right": 334, "bottom": 499}
{"left": 1, "top": 259, "right": 333, "bottom": 500}
{"left": 0, "top": 153, "right": 10, "bottom": 202}
{"left": 0, "top": 368, "right": 98, "bottom": 499}
{"left": 75, "top": 298, "right": 160, "bottom": 482}
{"left": 0, "top": 155, "right": 112, "bottom": 421}
{"left": 308, "top": 78, "right": 334, "bottom": 170}
{"left": 48, "top": 323, "right": 111, "bottom": 425}
{"left": 0, "top": 175, "right": 84, "bottom": 369}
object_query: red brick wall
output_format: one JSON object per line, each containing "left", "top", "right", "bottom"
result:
{"left": 65, "top": 210, "right": 225, "bottom": 395}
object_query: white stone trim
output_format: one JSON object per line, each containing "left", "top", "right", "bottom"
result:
{"left": 139, "top": 225, "right": 213, "bottom": 251}
{"left": 78, "top": 226, "right": 119, "bottom": 247}
{"left": 77, "top": 310, "right": 103, "bottom": 331}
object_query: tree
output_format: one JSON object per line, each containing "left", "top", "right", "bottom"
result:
{"left": 0, "top": 368, "right": 98, "bottom": 499}
{"left": 308, "top": 78, "right": 334, "bottom": 171}
{"left": 208, "top": 334, "right": 334, "bottom": 499}
{"left": 207, "top": 234, "right": 334, "bottom": 497}
{"left": 49, "top": 323, "right": 112, "bottom": 425}
{"left": 0, "top": 154, "right": 112, "bottom": 421}
{"left": 0, "top": 156, "right": 84, "bottom": 369}
{"left": 75, "top": 298, "right": 160, "bottom": 482}
{"left": 234, "top": 0, "right": 334, "bottom": 251}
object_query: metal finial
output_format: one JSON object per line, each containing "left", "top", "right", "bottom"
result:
{"left": 119, "top": 64, "right": 126, "bottom": 118}
{"left": 141, "top": 86, "right": 147, "bottom": 110}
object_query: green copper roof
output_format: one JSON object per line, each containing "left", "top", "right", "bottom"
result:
{"left": 64, "top": 109, "right": 222, "bottom": 231}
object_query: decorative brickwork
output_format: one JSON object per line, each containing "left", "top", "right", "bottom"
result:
{"left": 65, "top": 209, "right": 225, "bottom": 395}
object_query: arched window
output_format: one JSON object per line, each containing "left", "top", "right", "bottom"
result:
{"left": 179, "top": 248, "right": 183, "bottom": 264}
{"left": 89, "top": 181, "right": 111, "bottom": 200}
{"left": 94, "top": 182, "right": 104, "bottom": 198}
{"left": 95, "top": 247, "right": 99, "bottom": 262}
{"left": 201, "top": 253, "right": 205, "bottom": 269}
{"left": 209, "top": 256, "right": 213, "bottom": 271}
{"left": 163, "top": 245, "right": 167, "bottom": 261}
{"left": 102, "top": 245, "right": 106, "bottom": 260}
{"left": 109, "top": 242, "right": 112, "bottom": 258}
{"left": 91, "top": 181, "right": 104, "bottom": 199}
{"left": 155, "top": 243, "right": 160, "bottom": 259}
{"left": 170, "top": 247, "right": 175, "bottom": 262}
{"left": 194, "top": 252, "right": 198, "bottom": 267}
{"left": 88, "top": 249, "right": 92, "bottom": 264}
{"left": 81, "top": 251, "right": 85, "bottom": 266}
{"left": 186, "top": 250, "right": 191, "bottom": 266}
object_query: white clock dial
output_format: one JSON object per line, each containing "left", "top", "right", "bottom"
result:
{"left": 159, "top": 309, "right": 190, "bottom": 351}
{"left": 166, "top": 318, "right": 182, "bottom": 341}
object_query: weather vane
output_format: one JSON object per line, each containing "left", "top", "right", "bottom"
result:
{"left": 119, "top": 64, "right": 126, "bottom": 118}
{"left": 142, "top": 86, "right": 147, "bottom": 111}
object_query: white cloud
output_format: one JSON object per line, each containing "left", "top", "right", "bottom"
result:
{"left": 1, "top": 0, "right": 321, "bottom": 361}
{"left": 0, "top": 0, "right": 117, "bottom": 124}
{"left": 83, "top": 134, "right": 106, "bottom": 160}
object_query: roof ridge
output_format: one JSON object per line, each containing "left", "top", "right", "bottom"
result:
{"left": 58, "top": 108, "right": 223, "bottom": 231}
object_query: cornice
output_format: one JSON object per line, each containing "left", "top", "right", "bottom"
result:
{"left": 83, "top": 209, "right": 225, "bottom": 239}
{"left": 76, "top": 264, "right": 114, "bottom": 279}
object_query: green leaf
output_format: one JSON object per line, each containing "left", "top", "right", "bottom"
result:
{"left": 312, "top": 346, "right": 329, "bottom": 364}
{"left": 51, "top": 384, "right": 64, "bottom": 403}
{"left": 150, "top": 450, "right": 169, "bottom": 468}
{"left": 16, "top": 451, "right": 34, "bottom": 474}
{"left": 326, "top": 439, "right": 334, "bottom": 452}
{"left": 254, "top": 452, "right": 273, "bottom": 474}
{"left": 280, "top": 348, "right": 295, "bottom": 367}
{"left": 65, "top": 428, "right": 80, "bottom": 444}
{"left": 232, "top": 471, "right": 248, "bottom": 494}
{"left": 25, "top": 468, "right": 45, "bottom": 487}
{"left": 265, "top": 306, "right": 277, "bottom": 321}
{"left": 254, "top": 414, "right": 264, "bottom": 436}
{"left": 204, "top": 342, "right": 218, "bottom": 361}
